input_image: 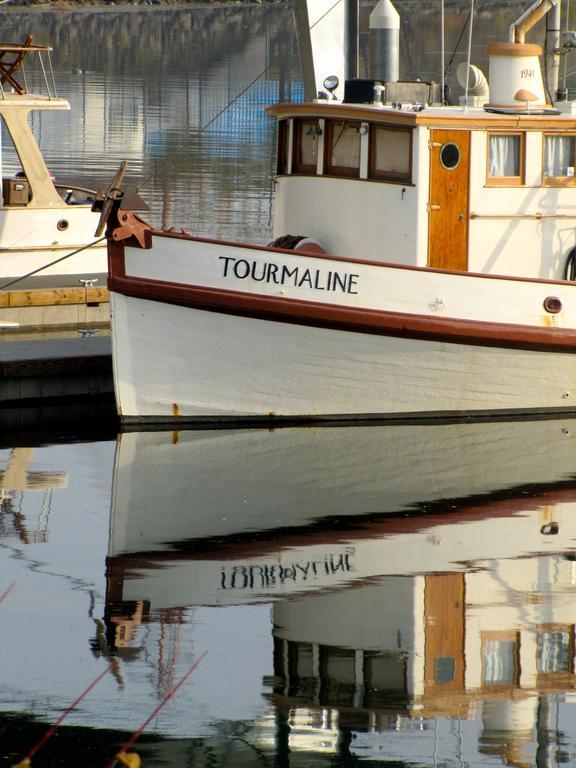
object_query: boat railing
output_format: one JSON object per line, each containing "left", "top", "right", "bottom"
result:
{"left": 0, "top": 38, "right": 57, "bottom": 100}
{"left": 54, "top": 184, "right": 97, "bottom": 206}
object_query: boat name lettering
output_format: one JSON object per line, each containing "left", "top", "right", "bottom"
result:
{"left": 219, "top": 256, "right": 359, "bottom": 294}
{"left": 220, "top": 553, "right": 353, "bottom": 590}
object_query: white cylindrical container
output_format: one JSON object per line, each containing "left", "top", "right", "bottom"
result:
{"left": 486, "top": 42, "right": 546, "bottom": 109}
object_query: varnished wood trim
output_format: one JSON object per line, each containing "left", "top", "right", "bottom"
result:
{"left": 269, "top": 102, "right": 418, "bottom": 127}
{"left": 486, "top": 130, "right": 525, "bottom": 185}
{"left": 0, "top": 285, "right": 109, "bottom": 308}
{"left": 109, "top": 270, "right": 576, "bottom": 354}
{"left": 542, "top": 177, "right": 576, "bottom": 187}
{"left": 486, "top": 42, "right": 542, "bottom": 56}
{"left": 108, "top": 239, "right": 127, "bottom": 279}
{"left": 428, "top": 128, "right": 470, "bottom": 271}
{"left": 269, "top": 102, "right": 576, "bottom": 130}
{"left": 277, "top": 118, "right": 289, "bottom": 176}
{"left": 292, "top": 118, "right": 319, "bottom": 175}
{"left": 324, "top": 118, "right": 361, "bottom": 178}
{"left": 542, "top": 130, "right": 576, "bottom": 186}
{"left": 368, "top": 123, "right": 412, "bottom": 183}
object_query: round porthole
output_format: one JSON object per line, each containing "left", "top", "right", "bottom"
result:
{"left": 440, "top": 142, "right": 460, "bottom": 170}
{"left": 57, "top": 219, "right": 69, "bottom": 231}
{"left": 543, "top": 296, "right": 562, "bottom": 314}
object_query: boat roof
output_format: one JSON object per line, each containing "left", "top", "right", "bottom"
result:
{"left": 268, "top": 101, "right": 576, "bottom": 129}
{"left": 0, "top": 39, "right": 69, "bottom": 111}
{"left": 0, "top": 93, "right": 70, "bottom": 110}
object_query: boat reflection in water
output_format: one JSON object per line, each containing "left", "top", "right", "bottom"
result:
{"left": 0, "top": 447, "right": 67, "bottom": 543}
{"left": 106, "top": 419, "right": 576, "bottom": 765}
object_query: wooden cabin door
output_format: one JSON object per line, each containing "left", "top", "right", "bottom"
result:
{"left": 424, "top": 573, "right": 465, "bottom": 696}
{"left": 428, "top": 130, "right": 470, "bottom": 271}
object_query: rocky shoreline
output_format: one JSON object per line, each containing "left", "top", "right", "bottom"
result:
{"left": 0, "top": 0, "right": 282, "bottom": 6}
{"left": 1, "top": 0, "right": 529, "bottom": 9}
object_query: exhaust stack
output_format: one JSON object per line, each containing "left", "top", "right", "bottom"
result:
{"left": 369, "top": 0, "right": 400, "bottom": 83}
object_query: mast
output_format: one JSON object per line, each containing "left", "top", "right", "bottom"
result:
{"left": 293, "top": 0, "right": 348, "bottom": 101}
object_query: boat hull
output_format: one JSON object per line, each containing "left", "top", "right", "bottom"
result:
{"left": 109, "top": 232, "right": 576, "bottom": 422}
{"left": 0, "top": 209, "right": 109, "bottom": 330}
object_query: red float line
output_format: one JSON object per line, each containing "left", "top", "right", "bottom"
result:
{"left": 23, "top": 665, "right": 113, "bottom": 762}
{"left": 0, "top": 581, "right": 15, "bottom": 604}
{"left": 106, "top": 650, "right": 208, "bottom": 768}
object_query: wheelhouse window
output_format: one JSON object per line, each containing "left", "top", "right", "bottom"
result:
{"left": 276, "top": 119, "right": 289, "bottom": 175}
{"left": 543, "top": 134, "right": 576, "bottom": 185}
{"left": 368, "top": 125, "right": 412, "bottom": 183}
{"left": 324, "top": 119, "right": 361, "bottom": 178}
{"left": 487, "top": 133, "right": 524, "bottom": 185}
{"left": 481, "top": 631, "right": 520, "bottom": 687}
{"left": 537, "top": 625, "right": 574, "bottom": 674}
{"left": 292, "top": 118, "right": 321, "bottom": 175}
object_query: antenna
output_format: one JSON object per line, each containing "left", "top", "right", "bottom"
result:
{"left": 441, "top": 0, "right": 445, "bottom": 103}
{"left": 463, "top": 0, "right": 475, "bottom": 112}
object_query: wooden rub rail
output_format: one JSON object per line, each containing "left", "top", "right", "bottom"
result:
{"left": 0, "top": 286, "right": 109, "bottom": 309}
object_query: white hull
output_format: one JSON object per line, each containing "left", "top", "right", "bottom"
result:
{"left": 0, "top": 206, "right": 106, "bottom": 280}
{"left": 110, "top": 418, "right": 576, "bottom": 548}
{"left": 107, "top": 419, "right": 576, "bottom": 607}
{"left": 0, "top": 243, "right": 106, "bottom": 282}
{"left": 110, "top": 234, "right": 576, "bottom": 421}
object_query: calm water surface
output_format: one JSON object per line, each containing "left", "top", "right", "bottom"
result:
{"left": 3, "top": 417, "right": 576, "bottom": 766}
{"left": 3, "top": 4, "right": 576, "bottom": 767}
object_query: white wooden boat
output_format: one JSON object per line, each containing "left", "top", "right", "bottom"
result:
{"left": 0, "top": 39, "right": 107, "bottom": 331}
{"left": 105, "top": 0, "right": 576, "bottom": 422}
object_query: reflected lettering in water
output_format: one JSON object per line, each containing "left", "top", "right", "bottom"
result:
{"left": 2, "top": 417, "right": 576, "bottom": 765}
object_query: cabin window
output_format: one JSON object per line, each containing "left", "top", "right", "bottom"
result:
{"left": 276, "top": 119, "right": 289, "bottom": 175}
{"left": 487, "top": 133, "right": 524, "bottom": 185}
{"left": 292, "top": 118, "right": 321, "bottom": 175}
{"left": 481, "top": 631, "right": 520, "bottom": 687}
{"left": 543, "top": 134, "right": 576, "bottom": 184}
{"left": 537, "top": 625, "right": 574, "bottom": 674}
{"left": 368, "top": 125, "right": 412, "bottom": 183}
{"left": 324, "top": 120, "right": 361, "bottom": 178}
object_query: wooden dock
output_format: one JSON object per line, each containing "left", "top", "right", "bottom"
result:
{"left": 0, "top": 333, "right": 113, "bottom": 405}
{"left": 0, "top": 275, "right": 110, "bottom": 330}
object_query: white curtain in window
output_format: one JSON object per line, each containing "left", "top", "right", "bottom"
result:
{"left": 537, "top": 630, "right": 570, "bottom": 673}
{"left": 489, "top": 135, "right": 520, "bottom": 177}
{"left": 300, "top": 123, "right": 319, "bottom": 166}
{"left": 375, "top": 128, "right": 410, "bottom": 174}
{"left": 331, "top": 124, "right": 360, "bottom": 169}
{"left": 544, "top": 135, "right": 575, "bottom": 177}
{"left": 482, "top": 640, "right": 516, "bottom": 684}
